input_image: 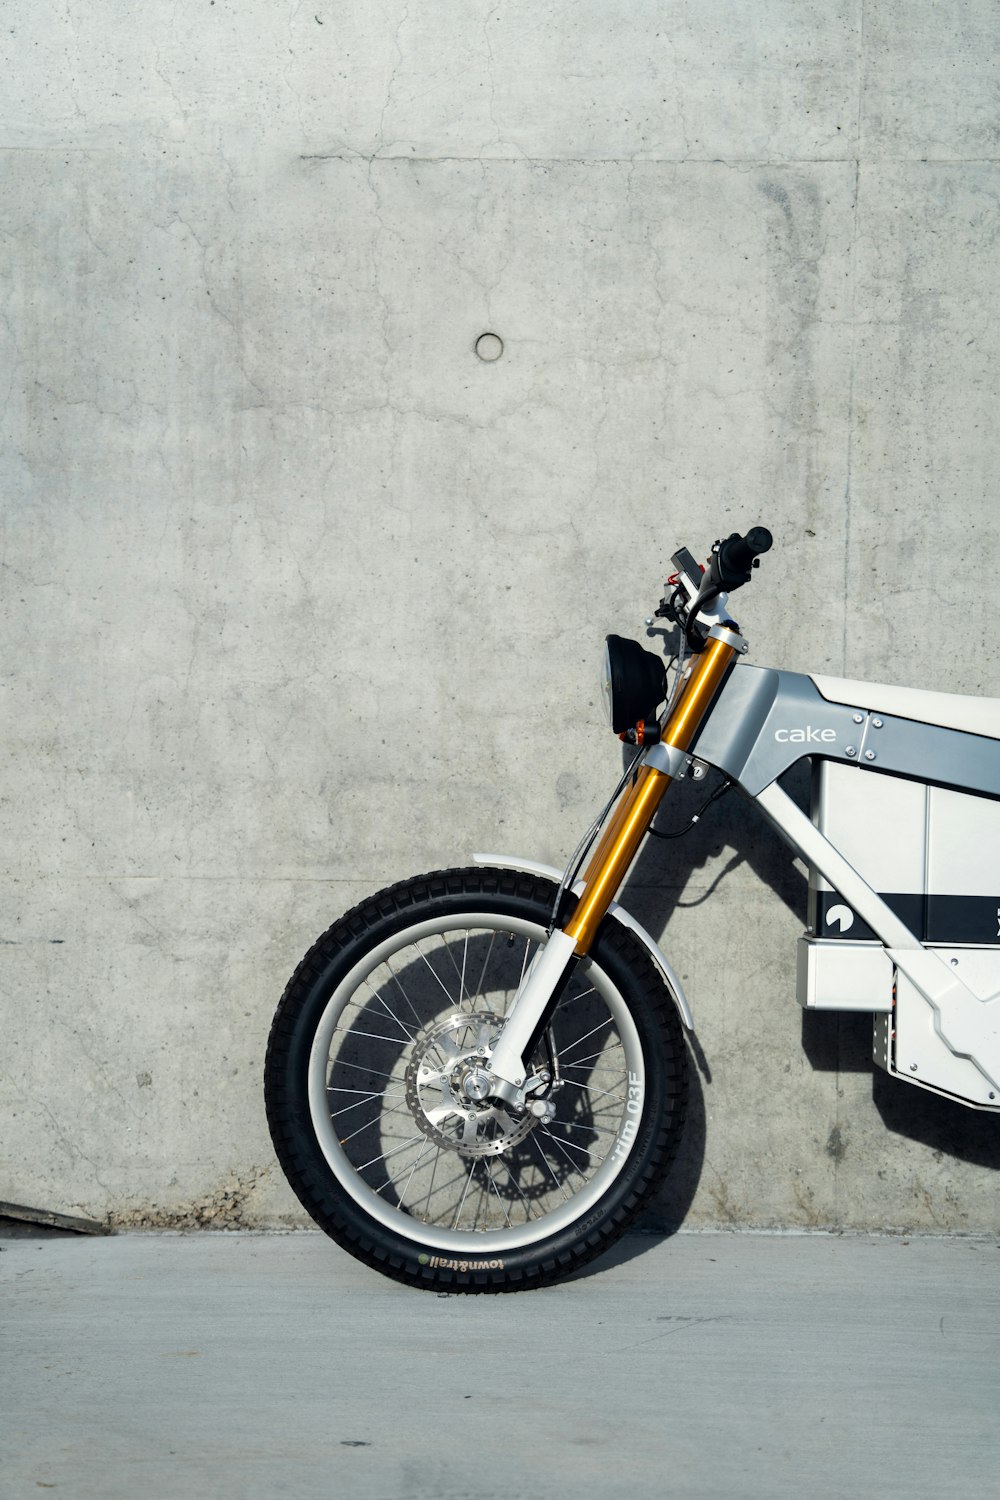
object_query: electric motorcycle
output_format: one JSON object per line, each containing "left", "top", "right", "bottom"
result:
{"left": 265, "top": 528, "right": 1000, "bottom": 1291}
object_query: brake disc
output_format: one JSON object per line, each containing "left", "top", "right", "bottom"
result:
{"left": 403, "top": 1012, "right": 536, "bottom": 1158}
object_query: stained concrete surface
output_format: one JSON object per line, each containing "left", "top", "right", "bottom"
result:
{"left": 2, "top": 1228, "right": 999, "bottom": 1500}
{"left": 3, "top": 4, "right": 1000, "bottom": 1232}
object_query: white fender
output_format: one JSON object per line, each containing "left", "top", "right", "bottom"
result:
{"left": 472, "top": 853, "right": 695, "bottom": 1031}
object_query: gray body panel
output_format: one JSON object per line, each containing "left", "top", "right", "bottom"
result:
{"left": 691, "top": 664, "right": 1000, "bottom": 800}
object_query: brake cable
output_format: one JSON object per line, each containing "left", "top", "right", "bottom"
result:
{"left": 647, "top": 775, "right": 733, "bottom": 839}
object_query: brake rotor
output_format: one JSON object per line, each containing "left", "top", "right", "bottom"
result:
{"left": 403, "top": 1012, "right": 536, "bottom": 1158}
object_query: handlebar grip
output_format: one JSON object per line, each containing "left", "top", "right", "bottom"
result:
{"left": 714, "top": 526, "right": 773, "bottom": 587}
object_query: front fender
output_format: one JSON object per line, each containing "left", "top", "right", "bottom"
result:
{"left": 472, "top": 852, "right": 695, "bottom": 1031}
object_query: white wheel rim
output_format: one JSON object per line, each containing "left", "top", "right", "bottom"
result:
{"left": 307, "top": 912, "right": 646, "bottom": 1255}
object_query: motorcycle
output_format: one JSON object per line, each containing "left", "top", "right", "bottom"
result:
{"left": 265, "top": 528, "right": 1000, "bottom": 1291}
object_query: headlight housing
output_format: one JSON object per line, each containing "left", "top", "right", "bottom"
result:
{"left": 601, "top": 635, "right": 668, "bottom": 734}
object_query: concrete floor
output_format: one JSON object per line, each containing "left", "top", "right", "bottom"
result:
{"left": 2, "top": 1228, "right": 998, "bottom": 1499}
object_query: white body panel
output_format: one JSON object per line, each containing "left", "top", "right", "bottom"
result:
{"left": 895, "top": 954, "right": 1000, "bottom": 1107}
{"left": 927, "top": 787, "right": 1000, "bottom": 899}
{"left": 809, "top": 763, "right": 926, "bottom": 906}
{"left": 796, "top": 939, "right": 893, "bottom": 1012}
{"left": 811, "top": 673, "right": 1000, "bottom": 740}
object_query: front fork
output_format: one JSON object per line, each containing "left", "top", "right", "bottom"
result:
{"left": 487, "top": 629, "right": 741, "bottom": 1103}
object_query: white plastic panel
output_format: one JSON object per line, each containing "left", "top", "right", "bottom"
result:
{"left": 796, "top": 938, "right": 893, "bottom": 1012}
{"left": 894, "top": 949, "right": 1000, "bottom": 1107}
{"left": 927, "top": 787, "right": 1000, "bottom": 898}
{"left": 811, "top": 674, "right": 1000, "bottom": 741}
{"left": 810, "top": 761, "right": 926, "bottom": 897}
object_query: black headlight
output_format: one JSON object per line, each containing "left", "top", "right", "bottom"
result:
{"left": 601, "top": 635, "right": 668, "bottom": 734}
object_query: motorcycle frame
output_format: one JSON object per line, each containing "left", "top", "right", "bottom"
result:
{"left": 699, "top": 663, "right": 1000, "bottom": 1106}
{"left": 484, "top": 618, "right": 1000, "bottom": 1112}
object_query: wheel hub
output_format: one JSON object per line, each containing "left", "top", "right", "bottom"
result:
{"left": 404, "top": 1012, "right": 536, "bottom": 1158}
{"left": 453, "top": 1063, "right": 492, "bottom": 1102}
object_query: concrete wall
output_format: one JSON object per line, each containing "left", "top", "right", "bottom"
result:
{"left": 3, "top": 2, "right": 999, "bottom": 1232}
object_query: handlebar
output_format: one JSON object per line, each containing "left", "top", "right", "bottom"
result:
{"left": 710, "top": 527, "right": 773, "bottom": 590}
{"left": 660, "top": 525, "right": 772, "bottom": 654}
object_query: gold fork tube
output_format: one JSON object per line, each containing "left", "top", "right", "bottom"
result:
{"left": 564, "top": 765, "right": 673, "bottom": 953}
{"left": 564, "top": 635, "right": 738, "bottom": 954}
{"left": 661, "top": 635, "right": 738, "bottom": 754}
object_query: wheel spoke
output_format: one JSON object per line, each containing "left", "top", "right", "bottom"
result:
{"left": 451, "top": 1159, "right": 478, "bottom": 1229}
{"left": 529, "top": 1132, "right": 571, "bottom": 1202}
{"left": 381, "top": 958, "right": 428, "bottom": 1029}
{"left": 557, "top": 1043, "right": 624, "bottom": 1070}
{"left": 331, "top": 1091, "right": 405, "bottom": 1122}
{"left": 539, "top": 1126, "right": 596, "bottom": 1173}
{"left": 326, "top": 1084, "right": 401, "bottom": 1097}
{"left": 558, "top": 1079, "right": 626, "bottom": 1104}
{"left": 509, "top": 936, "right": 533, "bottom": 1015}
{"left": 555, "top": 985, "right": 597, "bottom": 1005}
{"left": 484, "top": 1158, "right": 512, "bottom": 1228}
{"left": 356, "top": 1132, "right": 427, "bottom": 1174}
{"left": 419, "top": 1143, "right": 443, "bottom": 1220}
{"left": 412, "top": 943, "right": 462, "bottom": 1007}
{"left": 396, "top": 1136, "right": 433, "bottom": 1210}
{"left": 471, "top": 931, "right": 498, "bottom": 1010}
{"left": 435, "top": 931, "right": 471, "bottom": 1008}
{"left": 419, "top": 1157, "right": 473, "bottom": 1217}
{"left": 497, "top": 1156, "right": 536, "bottom": 1221}
{"left": 333, "top": 1024, "right": 412, "bottom": 1046}
{"left": 338, "top": 1098, "right": 412, "bottom": 1146}
{"left": 550, "top": 1117, "right": 618, "bottom": 1139}
{"left": 556, "top": 1018, "right": 618, "bottom": 1061}
{"left": 331, "top": 1058, "right": 400, "bottom": 1083}
{"left": 356, "top": 977, "right": 421, "bottom": 1041}
{"left": 460, "top": 930, "right": 470, "bottom": 1009}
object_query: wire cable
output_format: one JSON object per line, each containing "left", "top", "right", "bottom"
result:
{"left": 646, "top": 776, "right": 732, "bottom": 839}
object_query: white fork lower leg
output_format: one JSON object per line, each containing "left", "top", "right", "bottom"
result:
{"left": 486, "top": 929, "right": 578, "bottom": 1094}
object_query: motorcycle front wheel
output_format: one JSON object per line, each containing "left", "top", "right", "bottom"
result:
{"left": 264, "top": 866, "right": 689, "bottom": 1291}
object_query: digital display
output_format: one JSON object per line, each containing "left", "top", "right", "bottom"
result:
{"left": 671, "top": 547, "right": 703, "bottom": 591}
